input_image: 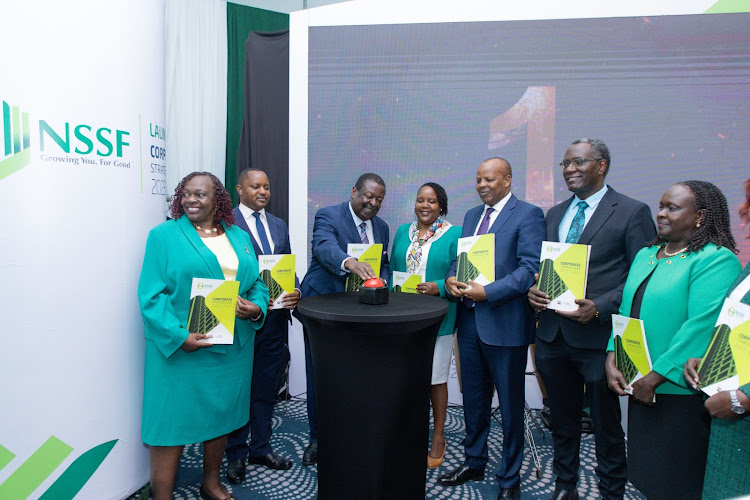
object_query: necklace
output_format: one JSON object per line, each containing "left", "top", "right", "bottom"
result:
{"left": 663, "top": 244, "right": 688, "bottom": 257}
{"left": 193, "top": 222, "right": 217, "bottom": 234}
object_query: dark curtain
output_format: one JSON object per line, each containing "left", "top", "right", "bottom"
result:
{"left": 226, "top": 4, "right": 289, "bottom": 220}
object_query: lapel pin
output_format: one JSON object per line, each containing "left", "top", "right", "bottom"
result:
{"left": 245, "top": 246, "right": 250, "bottom": 255}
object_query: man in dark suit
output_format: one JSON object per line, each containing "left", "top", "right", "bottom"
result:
{"left": 441, "top": 158, "right": 545, "bottom": 500}
{"left": 298, "top": 172, "right": 390, "bottom": 465}
{"left": 528, "top": 138, "right": 656, "bottom": 500}
{"left": 224, "top": 168, "right": 300, "bottom": 483}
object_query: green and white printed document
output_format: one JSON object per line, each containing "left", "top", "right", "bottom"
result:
{"left": 345, "top": 243, "right": 383, "bottom": 291}
{"left": 258, "top": 254, "right": 296, "bottom": 310}
{"left": 697, "top": 298, "right": 750, "bottom": 396}
{"left": 187, "top": 278, "right": 240, "bottom": 344}
{"left": 538, "top": 241, "right": 590, "bottom": 312}
{"left": 392, "top": 271, "right": 423, "bottom": 293}
{"left": 456, "top": 234, "right": 495, "bottom": 286}
{"left": 612, "top": 314, "right": 653, "bottom": 394}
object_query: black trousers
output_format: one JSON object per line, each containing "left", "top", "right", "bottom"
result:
{"left": 226, "top": 310, "right": 288, "bottom": 460}
{"left": 535, "top": 333, "right": 627, "bottom": 500}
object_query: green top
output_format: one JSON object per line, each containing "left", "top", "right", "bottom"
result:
{"left": 390, "top": 223, "right": 461, "bottom": 336}
{"left": 607, "top": 243, "right": 741, "bottom": 395}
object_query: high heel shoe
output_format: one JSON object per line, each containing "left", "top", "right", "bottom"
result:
{"left": 427, "top": 443, "right": 446, "bottom": 469}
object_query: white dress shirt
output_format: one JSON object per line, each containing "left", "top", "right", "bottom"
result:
{"left": 238, "top": 203, "right": 275, "bottom": 254}
{"left": 557, "top": 185, "right": 609, "bottom": 243}
{"left": 474, "top": 190, "right": 513, "bottom": 235}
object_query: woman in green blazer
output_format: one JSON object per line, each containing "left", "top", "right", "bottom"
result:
{"left": 390, "top": 182, "right": 461, "bottom": 469}
{"left": 684, "top": 181, "right": 750, "bottom": 500}
{"left": 138, "top": 173, "right": 269, "bottom": 500}
{"left": 605, "top": 181, "right": 741, "bottom": 498}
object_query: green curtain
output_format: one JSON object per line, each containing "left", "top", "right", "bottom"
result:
{"left": 226, "top": 3, "right": 289, "bottom": 205}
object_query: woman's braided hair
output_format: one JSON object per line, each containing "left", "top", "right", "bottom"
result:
{"left": 649, "top": 180, "right": 737, "bottom": 254}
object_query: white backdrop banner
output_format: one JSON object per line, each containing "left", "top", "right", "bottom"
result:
{"left": 0, "top": 1, "right": 165, "bottom": 498}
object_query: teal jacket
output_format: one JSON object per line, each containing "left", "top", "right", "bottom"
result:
{"left": 138, "top": 215, "right": 269, "bottom": 358}
{"left": 390, "top": 223, "right": 461, "bottom": 336}
{"left": 608, "top": 243, "right": 741, "bottom": 394}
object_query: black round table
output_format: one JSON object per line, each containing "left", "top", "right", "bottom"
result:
{"left": 298, "top": 291, "right": 448, "bottom": 499}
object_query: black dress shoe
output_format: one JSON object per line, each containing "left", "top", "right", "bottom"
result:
{"left": 225, "top": 459, "right": 245, "bottom": 484}
{"left": 498, "top": 485, "right": 520, "bottom": 500}
{"left": 438, "top": 462, "right": 484, "bottom": 486}
{"left": 302, "top": 442, "right": 318, "bottom": 466}
{"left": 247, "top": 451, "right": 293, "bottom": 470}
{"left": 549, "top": 487, "right": 579, "bottom": 500}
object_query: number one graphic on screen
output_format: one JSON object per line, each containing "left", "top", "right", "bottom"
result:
{"left": 488, "top": 86, "right": 556, "bottom": 210}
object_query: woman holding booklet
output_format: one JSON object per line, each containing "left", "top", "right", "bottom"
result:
{"left": 138, "top": 172, "right": 269, "bottom": 500}
{"left": 390, "top": 182, "right": 461, "bottom": 468}
{"left": 604, "top": 180, "right": 741, "bottom": 498}
{"left": 683, "top": 183, "right": 750, "bottom": 500}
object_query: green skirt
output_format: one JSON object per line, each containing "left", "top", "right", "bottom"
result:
{"left": 142, "top": 333, "right": 254, "bottom": 446}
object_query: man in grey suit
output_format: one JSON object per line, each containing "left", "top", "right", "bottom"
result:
{"left": 528, "top": 138, "right": 656, "bottom": 500}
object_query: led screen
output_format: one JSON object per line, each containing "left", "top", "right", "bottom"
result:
{"left": 308, "top": 14, "right": 750, "bottom": 263}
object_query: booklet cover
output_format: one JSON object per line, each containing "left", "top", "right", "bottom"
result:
{"left": 258, "top": 254, "right": 296, "bottom": 310}
{"left": 187, "top": 278, "right": 240, "bottom": 345}
{"left": 344, "top": 243, "right": 383, "bottom": 291}
{"left": 456, "top": 234, "right": 495, "bottom": 286}
{"left": 697, "top": 298, "right": 750, "bottom": 396}
{"left": 392, "top": 271, "right": 423, "bottom": 293}
{"left": 538, "top": 241, "right": 591, "bottom": 312}
{"left": 612, "top": 314, "right": 653, "bottom": 395}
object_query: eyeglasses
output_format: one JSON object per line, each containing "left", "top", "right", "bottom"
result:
{"left": 559, "top": 158, "right": 602, "bottom": 168}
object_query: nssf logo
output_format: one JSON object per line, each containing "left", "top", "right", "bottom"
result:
{"left": 1, "top": 98, "right": 131, "bottom": 181}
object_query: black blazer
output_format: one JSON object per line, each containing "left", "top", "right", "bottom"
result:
{"left": 233, "top": 206, "right": 299, "bottom": 324}
{"left": 536, "top": 187, "right": 656, "bottom": 350}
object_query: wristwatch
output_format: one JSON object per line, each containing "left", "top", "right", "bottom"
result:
{"left": 730, "top": 390, "right": 746, "bottom": 415}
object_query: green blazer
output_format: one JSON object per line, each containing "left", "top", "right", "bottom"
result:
{"left": 138, "top": 215, "right": 269, "bottom": 357}
{"left": 608, "top": 243, "right": 741, "bottom": 395}
{"left": 390, "top": 223, "right": 461, "bottom": 336}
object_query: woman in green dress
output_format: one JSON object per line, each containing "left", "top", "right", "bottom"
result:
{"left": 138, "top": 172, "right": 269, "bottom": 500}
{"left": 390, "top": 182, "right": 461, "bottom": 468}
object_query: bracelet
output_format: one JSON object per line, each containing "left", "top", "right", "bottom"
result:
{"left": 250, "top": 311, "right": 263, "bottom": 322}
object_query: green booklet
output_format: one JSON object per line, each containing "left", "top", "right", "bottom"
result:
{"left": 538, "top": 241, "right": 590, "bottom": 312}
{"left": 456, "top": 234, "right": 494, "bottom": 286}
{"left": 392, "top": 271, "right": 423, "bottom": 293}
{"left": 344, "top": 243, "right": 383, "bottom": 291}
{"left": 697, "top": 298, "right": 750, "bottom": 396}
{"left": 186, "top": 278, "right": 240, "bottom": 345}
{"left": 612, "top": 314, "right": 653, "bottom": 396}
{"left": 258, "top": 254, "right": 296, "bottom": 309}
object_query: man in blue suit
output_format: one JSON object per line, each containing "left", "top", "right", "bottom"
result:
{"left": 298, "top": 173, "right": 390, "bottom": 465}
{"left": 441, "top": 158, "right": 545, "bottom": 500}
{"left": 225, "top": 168, "right": 300, "bottom": 483}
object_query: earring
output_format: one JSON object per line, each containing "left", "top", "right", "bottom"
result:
{"left": 696, "top": 222, "right": 701, "bottom": 228}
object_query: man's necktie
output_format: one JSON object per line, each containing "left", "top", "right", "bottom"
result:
{"left": 253, "top": 212, "right": 272, "bottom": 254}
{"left": 476, "top": 207, "right": 495, "bottom": 235}
{"left": 565, "top": 201, "right": 589, "bottom": 244}
{"left": 464, "top": 207, "right": 495, "bottom": 309}
{"left": 359, "top": 221, "right": 369, "bottom": 244}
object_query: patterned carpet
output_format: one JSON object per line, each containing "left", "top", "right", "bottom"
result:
{"left": 131, "top": 399, "right": 645, "bottom": 499}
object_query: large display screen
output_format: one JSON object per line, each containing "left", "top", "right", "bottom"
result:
{"left": 308, "top": 13, "right": 750, "bottom": 263}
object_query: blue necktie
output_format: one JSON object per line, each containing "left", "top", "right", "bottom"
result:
{"left": 359, "top": 221, "right": 369, "bottom": 244}
{"left": 253, "top": 212, "right": 272, "bottom": 254}
{"left": 565, "top": 201, "right": 589, "bottom": 244}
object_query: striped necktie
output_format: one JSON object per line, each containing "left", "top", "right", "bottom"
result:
{"left": 359, "top": 221, "right": 369, "bottom": 244}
